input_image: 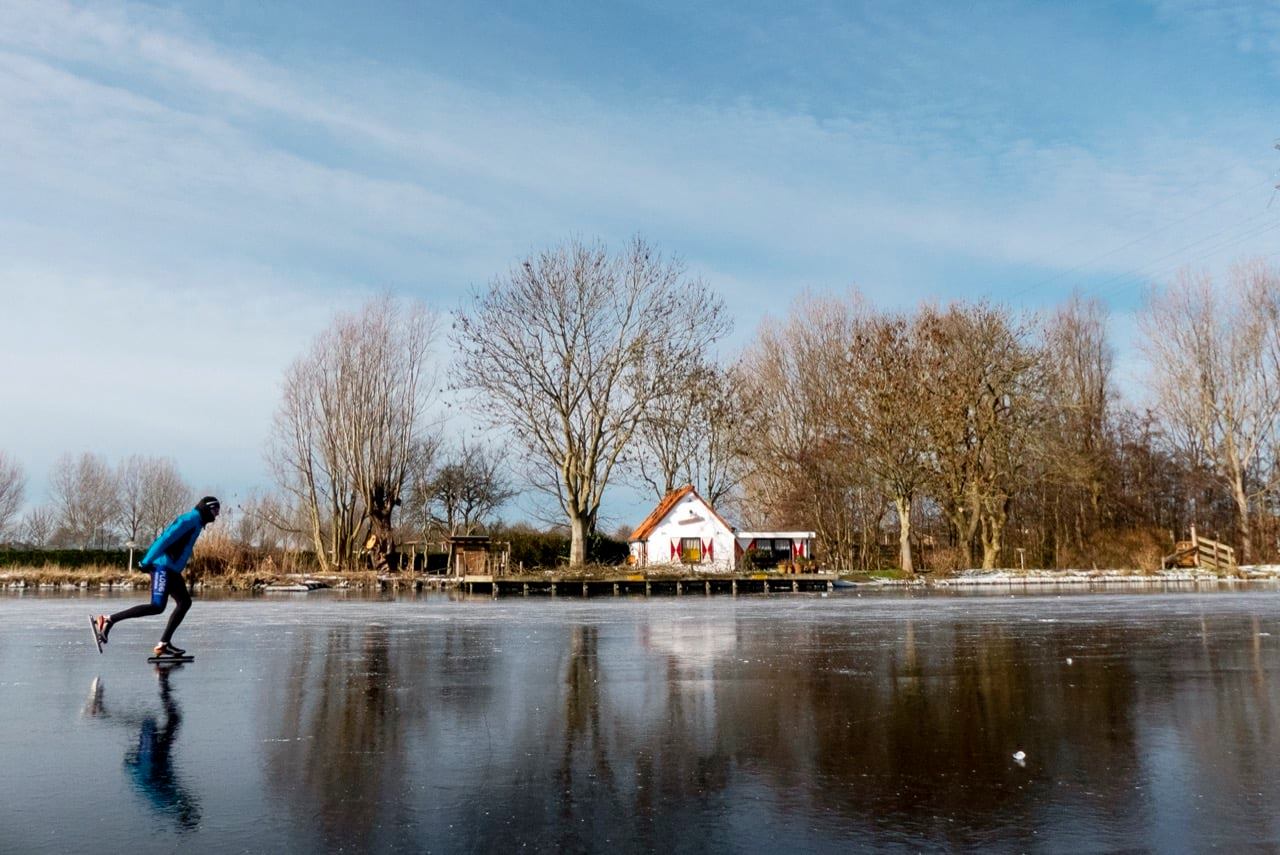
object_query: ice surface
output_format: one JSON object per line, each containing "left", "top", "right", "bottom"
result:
{"left": 3, "top": 587, "right": 1280, "bottom": 852}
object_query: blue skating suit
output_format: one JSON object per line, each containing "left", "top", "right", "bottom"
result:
{"left": 139, "top": 509, "right": 206, "bottom": 606}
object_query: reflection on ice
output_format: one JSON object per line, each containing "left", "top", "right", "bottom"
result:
{"left": 82, "top": 669, "right": 201, "bottom": 832}
{"left": 640, "top": 618, "right": 737, "bottom": 668}
{"left": 4, "top": 591, "right": 1280, "bottom": 851}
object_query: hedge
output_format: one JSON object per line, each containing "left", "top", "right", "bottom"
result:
{"left": 0, "top": 549, "right": 132, "bottom": 569}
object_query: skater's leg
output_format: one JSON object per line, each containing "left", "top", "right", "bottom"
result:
{"left": 105, "top": 602, "right": 164, "bottom": 625}
{"left": 104, "top": 569, "right": 170, "bottom": 639}
{"left": 159, "top": 572, "right": 191, "bottom": 645}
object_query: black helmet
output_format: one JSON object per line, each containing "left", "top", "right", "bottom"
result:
{"left": 196, "top": 496, "right": 221, "bottom": 523}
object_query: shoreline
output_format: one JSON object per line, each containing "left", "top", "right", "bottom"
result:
{"left": 930, "top": 567, "right": 1280, "bottom": 587}
{"left": 5, "top": 565, "right": 1280, "bottom": 593}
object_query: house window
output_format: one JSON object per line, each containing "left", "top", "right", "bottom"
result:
{"left": 680, "top": 537, "right": 702, "bottom": 564}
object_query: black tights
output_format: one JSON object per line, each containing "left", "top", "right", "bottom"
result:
{"left": 107, "top": 572, "right": 191, "bottom": 643}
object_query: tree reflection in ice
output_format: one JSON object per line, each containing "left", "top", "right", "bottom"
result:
{"left": 248, "top": 596, "right": 1280, "bottom": 852}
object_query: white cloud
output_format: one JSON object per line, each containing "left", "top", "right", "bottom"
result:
{"left": 0, "top": 264, "right": 366, "bottom": 499}
{"left": 1, "top": 0, "right": 1277, "bottom": 514}
{"left": 5, "top": 0, "right": 1273, "bottom": 291}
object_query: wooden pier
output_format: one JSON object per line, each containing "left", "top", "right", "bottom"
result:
{"left": 453, "top": 573, "right": 839, "bottom": 597}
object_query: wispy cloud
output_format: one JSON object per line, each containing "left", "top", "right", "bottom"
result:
{"left": 1, "top": 0, "right": 1277, "bottom": 510}
{"left": 1150, "top": 0, "right": 1280, "bottom": 61}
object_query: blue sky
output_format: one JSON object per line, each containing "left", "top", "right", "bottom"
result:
{"left": 1, "top": 0, "right": 1278, "bottom": 529}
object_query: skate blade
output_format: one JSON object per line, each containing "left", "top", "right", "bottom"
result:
{"left": 88, "top": 616, "right": 103, "bottom": 654}
{"left": 146, "top": 656, "right": 195, "bottom": 664}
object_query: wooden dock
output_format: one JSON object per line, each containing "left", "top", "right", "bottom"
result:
{"left": 454, "top": 573, "right": 839, "bottom": 597}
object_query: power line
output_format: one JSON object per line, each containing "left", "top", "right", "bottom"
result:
{"left": 1076, "top": 146, "right": 1280, "bottom": 302}
{"left": 1074, "top": 146, "right": 1280, "bottom": 302}
{"left": 1007, "top": 173, "right": 1277, "bottom": 303}
{"left": 1089, "top": 216, "right": 1280, "bottom": 304}
{"left": 1000, "top": 163, "right": 1254, "bottom": 280}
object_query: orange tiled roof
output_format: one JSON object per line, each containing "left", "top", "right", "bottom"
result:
{"left": 627, "top": 485, "right": 735, "bottom": 542}
{"left": 627, "top": 485, "right": 695, "bottom": 542}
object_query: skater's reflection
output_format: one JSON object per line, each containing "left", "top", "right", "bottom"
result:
{"left": 83, "top": 668, "right": 201, "bottom": 831}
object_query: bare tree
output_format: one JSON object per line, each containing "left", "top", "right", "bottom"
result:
{"left": 1141, "top": 263, "right": 1280, "bottom": 563}
{"left": 117, "top": 456, "right": 148, "bottom": 543}
{"left": 455, "top": 236, "right": 729, "bottom": 566}
{"left": 842, "top": 311, "right": 932, "bottom": 574}
{"left": 920, "top": 304, "right": 1043, "bottom": 569}
{"left": 631, "top": 361, "right": 745, "bottom": 508}
{"left": 401, "top": 432, "right": 444, "bottom": 539}
{"left": 208, "top": 491, "right": 298, "bottom": 554}
{"left": 1038, "top": 293, "right": 1114, "bottom": 562}
{"left": 237, "top": 490, "right": 312, "bottom": 552}
{"left": 687, "top": 367, "right": 748, "bottom": 510}
{"left": 49, "top": 452, "right": 118, "bottom": 548}
{"left": 737, "top": 294, "right": 876, "bottom": 571}
{"left": 270, "top": 296, "right": 438, "bottom": 571}
{"left": 0, "top": 451, "right": 25, "bottom": 539}
{"left": 144, "top": 463, "right": 192, "bottom": 541}
{"left": 117, "top": 455, "right": 191, "bottom": 544}
{"left": 631, "top": 365, "right": 707, "bottom": 502}
{"left": 20, "top": 505, "right": 54, "bottom": 548}
{"left": 271, "top": 354, "right": 349, "bottom": 569}
{"left": 419, "top": 441, "right": 516, "bottom": 536}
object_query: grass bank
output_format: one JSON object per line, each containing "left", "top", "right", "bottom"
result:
{"left": 0, "top": 565, "right": 386, "bottom": 591}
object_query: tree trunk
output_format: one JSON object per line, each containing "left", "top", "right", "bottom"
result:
{"left": 1051, "top": 496, "right": 1061, "bottom": 569}
{"left": 365, "top": 483, "right": 398, "bottom": 572}
{"left": 569, "top": 512, "right": 589, "bottom": 567}
{"left": 1231, "top": 475, "right": 1252, "bottom": 564}
{"left": 942, "top": 500, "right": 977, "bottom": 569}
{"left": 309, "top": 511, "right": 329, "bottom": 573}
{"left": 893, "top": 494, "right": 914, "bottom": 574}
{"left": 980, "top": 515, "right": 1002, "bottom": 569}
{"left": 980, "top": 496, "right": 1008, "bottom": 569}
{"left": 367, "top": 508, "right": 394, "bottom": 572}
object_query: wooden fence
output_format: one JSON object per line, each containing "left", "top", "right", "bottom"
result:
{"left": 1162, "top": 527, "right": 1236, "bottom": 572}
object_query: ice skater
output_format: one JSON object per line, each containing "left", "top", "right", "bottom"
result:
{"left": 91, "top": 496, "right": 220, "bottom": 659}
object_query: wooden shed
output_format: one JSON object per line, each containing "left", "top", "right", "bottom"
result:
{"left": 446, "top": 535, "right": 511, "bottom": 577}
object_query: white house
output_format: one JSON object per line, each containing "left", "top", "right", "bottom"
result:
{"left": 628, "top": 485, "right": 817, "bottom": 572}
{"left": 628, "top": 485, "right": 738, "bottom": 571}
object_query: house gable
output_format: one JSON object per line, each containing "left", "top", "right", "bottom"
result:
{"left": 628, "top": 485, "right": 734, "bottom": 543}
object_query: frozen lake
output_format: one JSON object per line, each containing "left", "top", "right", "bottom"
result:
{"left": 4, "top": 587, "right": 1280, "bottom": 853}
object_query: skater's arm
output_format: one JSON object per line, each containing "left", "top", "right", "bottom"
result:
{"left": 139, "top": 512, "right": 201, "bottom": 569}
{"left": 170, "top": 531, "right": 201, "bottom": 576}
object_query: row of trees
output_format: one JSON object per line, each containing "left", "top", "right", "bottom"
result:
{"left": 0, "top": 437, "right": 517, "bottom": 557}
{"left": 267, "top": 297, "right": 517, "bottom": 571}
{"left": 0, "top": 451, "right": 191, "bottom": 548}
{"left": 234, "top": 246, "right": 1280, "bottom": 572}
{"left": 261, "top": 238, "right": 728, "bottom": 570}
{"left": 739, "top": 294, "right": 1105, "bottom": 572}
{"left": 738, "top": 263, "right": 1280, "bottom": 572}
{"left": 7, "top": 237, "right": 1278, "bottom": 573}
